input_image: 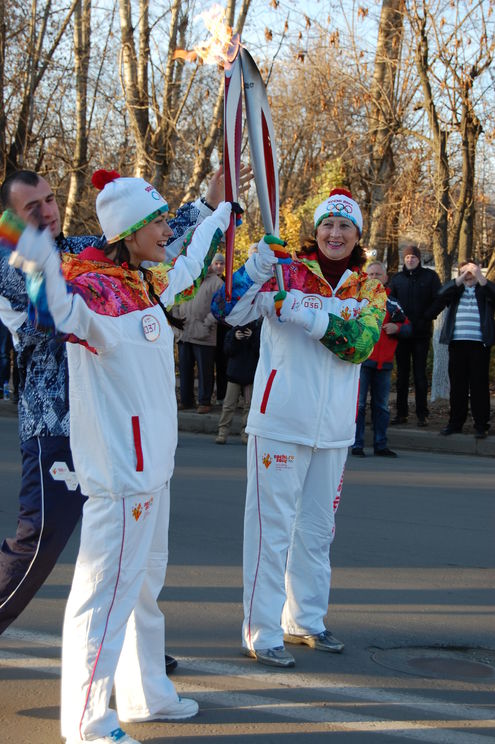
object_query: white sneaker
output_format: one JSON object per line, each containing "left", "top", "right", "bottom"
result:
{"left": 67, "top": 729, "right": 141, "bottom": 744}
{"left": 121, "top": 696, "right": 199, "bottom": 722}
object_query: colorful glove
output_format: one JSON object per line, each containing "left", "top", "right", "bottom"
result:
{"left": 245, "top": 234, "right": 285, "bottom": 285}
{"left": 276, "top": 290, "right": 315, "bottom": 333}
{"left": 0, "top": 209, "right": 25, "bottom": 250}
{"left": 264, "top": 234, "right": 291, "bottom": 264}
{"left": 9, "top": 224, "right": 56, "bottom": 274}
{"left": 255, "top": 235, "right": 279, "bottom": 274}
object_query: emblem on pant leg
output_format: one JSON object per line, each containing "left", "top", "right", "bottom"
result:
{"left": 132, "top": 496, "right": 154, "bottom": 521}
{"left": 261, "top": 452, "right": 295, "bottom": 470}
{"left": 262, "top": 453, "right": 272, "bottom": 468}
{"left": 49, "top": 461, "right": 79, "bottom": 491}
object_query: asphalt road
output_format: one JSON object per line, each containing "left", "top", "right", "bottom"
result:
{"left": 0, "top": 417, "right": 494, "bottom": 743}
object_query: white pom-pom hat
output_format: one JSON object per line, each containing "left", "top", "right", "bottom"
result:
{"left": 313, "top": 188, "right": 362, "bottom": 236}
{"left": 92, "top": 169, "right": 168, "bottom": 244}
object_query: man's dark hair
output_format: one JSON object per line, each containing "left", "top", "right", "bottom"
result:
{"left": 1, "top": 170, "right": 40, "bottom": 210}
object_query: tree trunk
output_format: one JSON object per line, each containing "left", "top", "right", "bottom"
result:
{"left": 118, "top": 0, "right": 150, "bottom": 176}
{"left": 414, "top": 16, "right": 452, "bottom": 283}
{"left": 430, "top": 311, "right": 449, "bottom": 402}
{"left": 150, "top": 0, "right": 186, "bottom": 189}
{"left": 367, "top": 0, "right": 404, "bottom": 255}
{"left": 457, "top": 97, "right": 482, "bottom": 265}
{"left": 63, "top": 0, "right": 91, "bottom": 235}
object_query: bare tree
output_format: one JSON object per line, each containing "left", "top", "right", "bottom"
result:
{"left": 367, "top": 0, "right": 405, "bottom": 262}
{"left": 1, "top": 0, "right": 80, "bottom": 178}
{"left": 63, "top": 0, "right": 92, "bottom": 233}
{"left": 410, "top": 0, "right": 494, "bottom": 282}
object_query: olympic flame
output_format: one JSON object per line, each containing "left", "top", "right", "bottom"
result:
{"left": 173, "top": 5, "right": 238, "bottom": 65}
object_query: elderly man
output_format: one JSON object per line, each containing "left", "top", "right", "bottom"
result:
{"left": 433, "top": 261, "right": 495, "bottom": 438}
{"left": 388, "top": 245, "right": 441, "bottom": 427}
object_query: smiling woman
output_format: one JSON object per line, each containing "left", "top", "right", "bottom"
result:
{"left": 212, "top": 185, "right": 387, "bottom": 670}
{"left": 11, "top": 169, "right": 232, "bottom": 744}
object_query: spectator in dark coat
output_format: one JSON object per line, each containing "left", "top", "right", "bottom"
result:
{"left": 432, "top": 261, "right": 495, "bottom": 438}
{"left": 388, "top": 245, "right": 441, "bottom": 426}
{"left": 215, "top": 320, "right": 261, "bottom": 444}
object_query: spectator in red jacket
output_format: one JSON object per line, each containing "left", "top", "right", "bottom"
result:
{"left": 352, "top": 261, "right": 411, "bottom": 458}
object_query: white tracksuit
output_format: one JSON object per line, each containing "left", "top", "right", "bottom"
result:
{"left": 34, "top": 211, "right": 227, "bottom": 741}
{"left": 213, "top": 255, "right": 386, "bottom": 650}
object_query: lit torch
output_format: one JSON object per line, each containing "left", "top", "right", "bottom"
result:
{"left": 176, "top": 6, "right": 287, "bottom": 297}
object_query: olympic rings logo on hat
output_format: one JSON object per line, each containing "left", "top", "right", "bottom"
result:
{"left": 327, "top": 199, "right": 353, "bottom": 214}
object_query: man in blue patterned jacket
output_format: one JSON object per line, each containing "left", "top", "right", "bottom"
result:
{"left": 0, "top": 169, "right": 209, "bottom": 649}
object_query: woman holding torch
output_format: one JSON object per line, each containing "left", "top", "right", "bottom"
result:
{"left": 213, "top": 188, "right": 386, "bottom": 667}
{"left": 12, "top": 170, "right": 231, "bottom": 742}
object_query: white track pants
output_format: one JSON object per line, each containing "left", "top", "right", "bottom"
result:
{"left": 242, "top": 435, "right": 346, "bottom": 650}
{"left": 61, "top": 483, "right": 178, "bottom": 741}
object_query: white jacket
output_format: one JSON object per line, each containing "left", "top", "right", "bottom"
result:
{"left": 22, "top": 207, "right": 230, "bottom": 497}
{"left": 213, "top": 255, "right": 386, "bottom": 449}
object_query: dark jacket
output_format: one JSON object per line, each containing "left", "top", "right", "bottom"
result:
{"left": 431, "top": 279, "right": 495, "bottom": 346}
{"left": 388, "top": 264, "right": 442, "bottom": 339}
{"left": 223, "top": 320, "right": 261, "bottom": 385}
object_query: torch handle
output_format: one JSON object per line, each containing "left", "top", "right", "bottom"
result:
{"left": 275, "top": 264, "right": 285, "bottom": 293}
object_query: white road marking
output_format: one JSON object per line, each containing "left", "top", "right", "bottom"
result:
{"left": 1, "top": 629, "right": 494, "bottom": 744}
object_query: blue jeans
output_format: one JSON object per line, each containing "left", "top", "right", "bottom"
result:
{"left": 354, "top": 365, "right": 392, "bottom": 451}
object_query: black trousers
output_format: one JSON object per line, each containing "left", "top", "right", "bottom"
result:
{"left": 215, "top": 323, "right": 228, "bottom": 401}
{"left": 448, "top": 341, "right": 491, "bottom": 430}
{"left": 0, "top": 435, "right": 86, "bottom": 634}
{"left": 395, "top": 338, "right": 430, "bottom": 419}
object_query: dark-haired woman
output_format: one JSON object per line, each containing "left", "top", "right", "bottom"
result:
{"left": 14, "top": 171, "right": 231, "bottom": 744}
{"left": 213, "top": 189, "right": 387, "bottom": 668}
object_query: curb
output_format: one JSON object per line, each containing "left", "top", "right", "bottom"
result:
{"left": 176, "top": 409, "right": 494, "bottom": 458}
{"left": 1, "top": 405, "right": 493, "bottom": 458}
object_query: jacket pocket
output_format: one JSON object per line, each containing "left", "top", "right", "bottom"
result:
{"left": 260, "top": 369, "right": 277, "bottom": 414}
{"left": 132, "top": 416, "right": 144, "bottom": 472}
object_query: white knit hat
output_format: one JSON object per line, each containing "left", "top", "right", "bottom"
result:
{"left": 313, "top": 188, "right": 362, "bottom": 235}
{"left": 92, "top": 170, "right": 168, "bottom": 244}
